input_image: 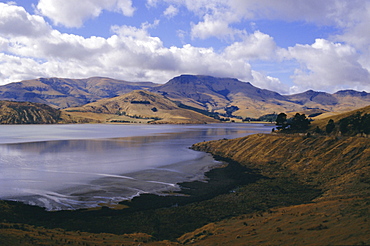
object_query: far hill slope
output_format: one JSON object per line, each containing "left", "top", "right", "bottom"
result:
{"left": 287, "top": 89, "right": 370, "bottom": 112}
{"left": 0, "top": 77, "right": 157, "bottom": 108}
{"left": 65, "top": 90, "right": 219, "bottom": 124}
{"left": 154, "top": 75, "right": 370, "bottom": 118}
{"left": 154, "top": 74, "right": 295, "bottom": 118}
{"left": 0, "top": 101, "right": 61, "bottom": 124}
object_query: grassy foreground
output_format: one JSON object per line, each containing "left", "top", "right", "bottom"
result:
{"left": 0, "top": 133, "right": 369, "bottom": 245}
{"left": 187, "top": 133, "right": 370, "bottom": 245}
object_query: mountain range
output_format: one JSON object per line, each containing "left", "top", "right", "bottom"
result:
{"left": 1, "top": 74, "right": 370, "bottom": 119}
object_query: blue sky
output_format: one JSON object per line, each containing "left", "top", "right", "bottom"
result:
{"left": 1, "top": 0, "right": 370, "bottom": 94}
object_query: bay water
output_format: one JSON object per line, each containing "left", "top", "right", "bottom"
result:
{"left": 0, "top": 123, "right": 272, "bottom": 210}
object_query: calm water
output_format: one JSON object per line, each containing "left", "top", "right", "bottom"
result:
{"left": 0, "top": 123, "right": 272, "bottom": 210}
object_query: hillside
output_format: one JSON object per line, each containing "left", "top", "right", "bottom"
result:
{"left": 310, "top": 106, "right": 370, "bottom": 135}
{"left": 0, "top": 77, "right": 157, "bottom": 108}
{"left": 0, "top": 101, "right": 62, "bottom": 124}
{"left": 64, "top": 90, "right": 219, "bottom": 124}
{"left": 188, "top": 133, "right": 370, "bottom": 245}
{"left": 1, "top": 75, "right": 370, "bottom": 119}
{"left": 154, "top": 75, "right": 297, "bottom": 118}
{"left": 154, "top": 75, "right": 370, "bottom": 118}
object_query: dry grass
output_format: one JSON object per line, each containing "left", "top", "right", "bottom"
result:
{"left": 310, "top": 104, "right": 370, "bottom": 130}
{"left": 0, "top": 223, "right": 174, "bottom": 246}
{"left": 190, "top": 133, "right": 370, "bottom": 245}
{"left": 62, "top": 90, "right": 219, "bottom": 124}
{"left": 178, "top": 198, "right": 370, "bottom": 245}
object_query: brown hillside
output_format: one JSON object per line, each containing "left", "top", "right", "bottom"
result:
{"left": 65, "top": 90, "right": 219, "bottom": 124}
{"left": 311, "top": 104, "right": 370, "bottom": 130}
{"left": 0, "top": 77, "right": 158, "bottom": 108}
{"left": 155, "top": 75, "right": 370, "bottom": 118}
{"left": 0, "top": 101, "right": 61, "bottom": 124}
{"left": 155, "top": 75, "right": 299, "bottom": 118}
{"left": 188, "top": 134, "right": 370, "bottom": 245}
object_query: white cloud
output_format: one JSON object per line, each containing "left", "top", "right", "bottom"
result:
{"left": 285, "top": 39, "right": 370, "bottom": 92}
{"left": 224, "top": 31, "right": 277, "bottom": 60}
{"left": 190, "top": 15, "right": 243, "bottom": 41}
{"left": 36, "top": 0, "right": 135, "bottom": 28}
{"left": 160, "top": 0, "right": 369, "bottom": 44}
{"left": 251, "top": 70, "right": 289, "bottom": 94}
{"left": 183, "top": 0, "right": 367, "bottom": 27}
{"left": 163, "top": 5, "right": 178, "bottom": 18}
{"left": 0, "top": 3, "right": 260, "bottom": 86}
{"left": 0, "top": 3, "right": 51, "bottom": 37}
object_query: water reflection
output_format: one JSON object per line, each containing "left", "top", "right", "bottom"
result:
{"left": 0, "top": 123, "right": 272, "bottom": 210}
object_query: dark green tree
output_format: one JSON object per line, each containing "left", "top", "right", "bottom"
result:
{"left": 314, "top": 126, "right": 322, "bottom": 134}
{"left": 351, "top": 112, "right": 362, "bottom": 133}
{"left": 339, "top": 117, "right": 350, "bottom": 134}
{"left": 326, "top": 119, "right": 335, "bottom": 134}
{"left": 361, "top": 113, "right": 370, "bottom": 135}
{"left": 290, "top": 113, "right": 310, "bottom": 131}
{"left": 275, "top": 113, "right": 288, "bottom": 130}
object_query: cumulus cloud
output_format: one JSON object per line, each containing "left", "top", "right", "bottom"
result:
{"left": 251, "top": 70, "right": 290, "bottom": 94}
{"left": 224, "top": 31, "right": 277, "bottom": 60}
{"left": 191, "top": 15, "right": 244, "bottom": 41}
{"left": 0, "top": 3, "right": 274, "bottom": 88}
{"left": 284, "top": 39, "right": 370, "bottom": 92}
{"left": 36, "top": 0, "right": 135, "bottom": 28}
{"left": 0, "top": 3, "right": 51, "bottom": 37}
{"left": 163, "top": 5, "right": 178, "bottom": 18}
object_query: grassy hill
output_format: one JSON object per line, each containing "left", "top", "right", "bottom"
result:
{"left": 0, "top": 100, "right": 106, "bottom": 124}
{"left": 188, "top": 133, "right": 370, "bottom": 245}
{"left": 64, "top": 90, "right": 220, "bottom": 124}
{"left": 154, "top": 75, "right": 300, "bottom": 118}
{"left": 311, "top": 104, "right": 370, "bottom": 131}
{"left": 0, "top": 101, "right": 61, "bottom": 124}
{"left": 154, "top": 75, "right": 370, "bottom": 118}
{"left": 0, "top": 77, "right": 157, "bottom": 108}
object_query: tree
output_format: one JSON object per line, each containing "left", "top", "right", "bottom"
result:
{"left": 326, "top": 119, "right": 335, "bottom": 134}
{"left": 290, "top": 113, "right": 310, "bottom": 131}
{"left": 360, "top": 113, "right": 370, "bottom": 135}
{"left": 339, "top": 117, "right": 349, "bottom": 134}
{"left": 276, "top": 113, "right": 288, "bottom": 130}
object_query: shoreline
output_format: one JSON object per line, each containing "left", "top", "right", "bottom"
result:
{"left": 0, "top": 150, "right": 320, "bottom": 241}
{"left": 117, "top": 154, "right": 263, "bottom": 212}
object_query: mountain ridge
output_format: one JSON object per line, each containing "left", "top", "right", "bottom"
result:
{"left": 0, "top": 77, "right": 158, "bottom": 109}
{"left": 1, "top": 75, "right": 370, "bottom": 118}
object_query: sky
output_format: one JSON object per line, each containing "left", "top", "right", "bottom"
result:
{"left": 0, "top": 0, "right": 370, "bottom": 94}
